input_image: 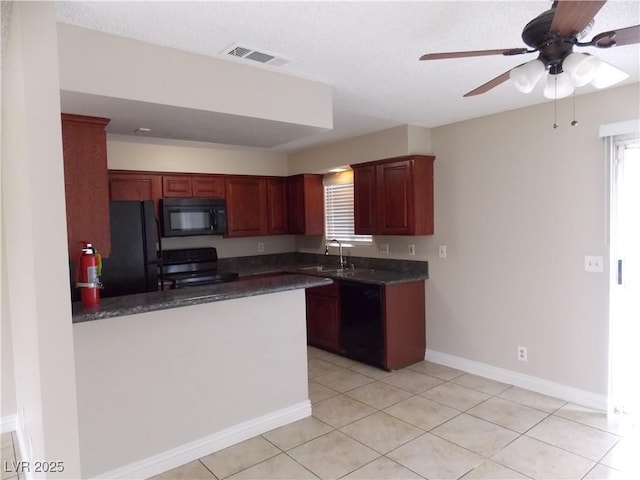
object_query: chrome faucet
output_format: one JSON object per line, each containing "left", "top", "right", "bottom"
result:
{"left": 325, "top": 238, "right": 346, "bottom": 269}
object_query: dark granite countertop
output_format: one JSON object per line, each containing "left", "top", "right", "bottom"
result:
{"left": 72, "top": 274, "right": 332, "bottom": 324}
{"left": 289, "top": 265, "right": 428, "bottom": 285}
{"left": 72, "top": 252, "right": 427, "bottom": 324}
{"left": 235, "top": 264, "right": 427, "bottom": 286}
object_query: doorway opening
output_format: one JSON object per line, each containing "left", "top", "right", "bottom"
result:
{"left": 609, "top": 136, "right": 640, "bottom": 415}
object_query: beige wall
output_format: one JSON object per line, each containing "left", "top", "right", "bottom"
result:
{"left": 57, "top": 24, "right": 332, "bottom": 129}
{"left": 107, "top": 135, "right": 288, "bottom": 176}
{"left": 287, "top": 124, "right": 432, "bottom": 175}
{"left": 73, "top": 290, "right": 308, "bottom": 478}
{"left": 427, "top": 83, "right": 639, "bottom": 396}
{"left": 1, "top": 2, "right": 81, "bottom": 475}
{"left": 1, "top": 243, "right": 16, "bottom": 420}
{"left": 292, "top": 83, "right": 639, "bottom": 400}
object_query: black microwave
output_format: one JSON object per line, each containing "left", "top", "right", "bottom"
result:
{"left": 160, "top": 198, "right": 227, "bottom": 237}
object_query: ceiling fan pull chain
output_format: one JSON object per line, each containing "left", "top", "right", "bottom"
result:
{"left": 571, "top": 91, "right": 578, "bottom": 126}
{"left": 553, "top": 76, "right": 559, "bottom": 129}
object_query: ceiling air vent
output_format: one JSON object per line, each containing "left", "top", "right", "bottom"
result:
{"left": 222, "top": 43, "right": 290, "bottom": 67}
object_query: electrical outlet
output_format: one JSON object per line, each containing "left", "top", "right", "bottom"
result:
{"left": 258, "top": 242, "right": 265, "bottom": 253}
{"left": 439, "top": 245, "right": 447, "bottom": 258}
{"left": 408, "top": 244, "right": 415, "bottom": 256}
{"left": 584, "top": 255, "right": 603, "bottom": 272}
{"left": 517, "top": 345, "right": 528, "bottom": 362}
{"left": 379, "top": 243, "right": 389, "bottom": 255}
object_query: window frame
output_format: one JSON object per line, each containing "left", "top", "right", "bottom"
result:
{"left": 323, "top": 172, "right": 373, "bottom": 246}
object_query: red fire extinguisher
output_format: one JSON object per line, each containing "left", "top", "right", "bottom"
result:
{"left": 76, "top": 241, "right": 102, "bottom": 308}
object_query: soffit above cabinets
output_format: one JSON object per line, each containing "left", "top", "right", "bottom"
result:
{"left": 59, "top": 91, "right": 328, "bottom": 149}
{"left": 57, "top": 24, "right": 332, "bottom": 150}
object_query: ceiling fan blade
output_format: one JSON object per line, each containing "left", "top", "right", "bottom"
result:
{"left": 595, "top": 24, "right": 640, "bottom": 47}
{"left": 463, "top": 70, "right": 512, "bottom": 97}
{"left": 420, "top": 48, "right": 528, "bottom": 61}
{"left": 550, "top": 0, "right": 606, "bottom": 37}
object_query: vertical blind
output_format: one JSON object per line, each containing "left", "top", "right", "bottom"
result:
{"left": 324, "top": 183, "right": 372, "bottom": 244}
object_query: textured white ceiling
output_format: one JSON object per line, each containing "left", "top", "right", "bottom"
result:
{"left": 55, "top": 1, "right": 640, "bottom": 152}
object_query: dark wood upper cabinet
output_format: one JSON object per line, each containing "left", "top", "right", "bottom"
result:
{"left": 61, "top": 113, "right": 111, "bottom": 258}
{"left": 267, "top": 177, "right": 288, "bottom": 234}
{"left": 352, "top": 155, "right": 434, "bottom": 236}
{"left": 377, "top": 160, "right": 413, "bottom": 235}
{"left": 161, "top": 174, "right": 226, "bottom": 199}
{"left": 193, "top": 176, "right": 226, "bottom": 199}
{"left": 105, "top": 169, "right": 325, "bottom": 238}
{"left": 108, "top": 170, "right": 163, "bottom": 218}
{"left": 162, "top": 175, "right": 193, "bottom": 197}
{"left": 225, "top": 176, "right": 268, "bottom": 237}
{"left": 353, "top": 165, "right": 377, "bottom": 235}
{"left": 109, "top": 171, "right": 163, "bottom": 203}
{"left": 287, "top": 174, "right": 324, "bottom": 235}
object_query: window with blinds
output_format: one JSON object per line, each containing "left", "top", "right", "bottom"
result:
{"left": 324, "top": 183, "right": 373, "bottom": 244}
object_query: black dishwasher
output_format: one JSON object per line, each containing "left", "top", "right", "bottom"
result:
{"left": 340, "top": 281, "right": 384, "bottom": 368}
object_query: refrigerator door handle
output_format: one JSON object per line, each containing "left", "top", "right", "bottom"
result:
{"left": 617, "top": 259, "right": 623, "bottom": 285}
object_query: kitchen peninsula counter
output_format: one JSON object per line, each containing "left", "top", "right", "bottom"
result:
{"left": 72, "top": 273, "right": 332, "bottom": 323}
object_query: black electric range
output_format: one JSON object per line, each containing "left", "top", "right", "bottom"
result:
{"left": 159, "top": 248, "right": 239, "bottom": 289}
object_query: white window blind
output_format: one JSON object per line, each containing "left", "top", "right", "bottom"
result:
{"left": 324, "top": 183, "right": 372, "bottom": 244}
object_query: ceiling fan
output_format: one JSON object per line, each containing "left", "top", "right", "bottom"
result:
{"left": 419, "top": 0, "right": 640, "bottom": 98}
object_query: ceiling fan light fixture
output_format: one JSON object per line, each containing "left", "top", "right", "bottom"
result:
{"left": 509, "top": 59, "right": 546, "bottom": 93}
{"left": 543, "top": 71, "right": 574, "bottom": 99}
{"left": 590, "top": 60, "right": 630, "bottom": 89}
{"left": 562, "top": 53, "right": 602, "bottom": 87}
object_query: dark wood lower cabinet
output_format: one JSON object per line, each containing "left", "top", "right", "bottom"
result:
{"left": 383, "top": 280, "right": 426, "bottom": 370}
{"left": 305, "top": 282, "right": 341, "bottom": 353}
{"left": 305, "top": 279, "right": 426, "bottom": 370}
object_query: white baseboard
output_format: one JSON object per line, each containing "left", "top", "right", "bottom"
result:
{"left": 426, "top": 349, "right": 608, "bottom": 411}
{"left": 1, "top": 414, "right": 17, "bottom": 434}
{"left": 93, "top": 400, "right": 312, "bottom": 480}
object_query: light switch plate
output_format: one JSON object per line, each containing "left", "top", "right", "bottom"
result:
{"left": 408, "top": 244, "right": 415, "bottom": 256}
{"left": 439, "top": 245, "right": 447, "bottom": 258}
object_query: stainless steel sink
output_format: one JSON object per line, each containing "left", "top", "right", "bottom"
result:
{"left": 298, "top": 265, "right": 341, "bottom": 273}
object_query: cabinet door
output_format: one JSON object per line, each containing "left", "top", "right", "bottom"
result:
{"left": 109, "top": 172, "right": 162, "bottom": 202}
{"left": 287, "top": 174, "right": 324, "bottom": 235}
{"left": 267, "top": 178, "right": 288, "bottom": 234}
{"left": 302, "top": 175, "right": 325, "bottom": 235}
{"left": 384, "top": 280, "right": 426, "bottom": 370}
{"left": 162, "top": 175, "right": 193, "bottom": 197}
{"left": 193, "top": 176, "right": 226, "bottom": 198}
{"left": 226, "top": 176, "right": 268, "bottom": 237}
{"left": 287, "top": 175, "right": 305, "bottom": 234}
{"left": 305, "top": 292, "right": 340, "bottom": 352}
{"left": 62, "top": 114, "right": 111, "bottom": 258}
{"left": 353, "top": 165, "right": 377, "bottom": 235}
{"left": 376, "top": 160, "right": 413, "bottom": 235}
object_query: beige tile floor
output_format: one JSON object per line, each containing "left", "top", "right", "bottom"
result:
{"left": 1, "top": 431, "right": 21, "bottom": 480}
{"left": 151, "top": 347, "right": 639, "bottom": 480}
{"left": 2, "top": 347, "right": 638, "bottom": 480}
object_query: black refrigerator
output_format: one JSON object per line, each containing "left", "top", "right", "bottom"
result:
{"left": 100, "top": 200, "right": 159, "bottom": 298}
